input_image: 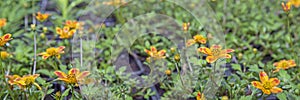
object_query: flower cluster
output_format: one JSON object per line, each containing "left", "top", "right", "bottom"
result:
{"left": 186, "top": 34, "right": 207, "bottom": 47}
{"left": 56, "top": 20, "right": 83, "bottom": 39}
{"left": 144, "top": 46, "right": 166, "bottom": 62}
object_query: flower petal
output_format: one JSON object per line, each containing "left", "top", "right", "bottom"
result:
{"left": 271, "top": 87, "right": 283, "bottom": 94}
{"left": 225, "top": 49, "right": 234, "bottom": 53}
{"left": 186, "top": 39, "right": 196, "bottom": 47}
{"left": 56, "top": 27, "right": 62, "bottom": 34}
{"left": 211, "top": 45, "right": 222, "bottom": 49}
{"left": 206, "top": 56, "right": 218, "bottom": 63}
{"left": 69, "top": 68, "right": 80, "bottom": 75}
{"left": 225, "top": 54, "right": 231, "bottom": 58}
{"left": 198, "top": 47, "right": 212, "bottom": 55}
{"left": 158, "top": 50, "right": 166, "bottom": 56}
{"left": 288, "top": 60, "right": 296, "bottom": 67}
{"left": 33, "top": 82, "right": 42, "bottom": 90}
{"left": 54, "top": 71, "right": 67, "bottom": 78}
{"left": 262, "top": 89, "right": 271, "bottom": 95}
{"left": 77, "top": 71, "right": 90, "bottom": 80}
{"left": 2, "top": 34, "right": 11, "bottom": 40}
{"left": 251, "top": 81, "right": 263, "bottom": 89}
{"left": 150, "top": 46, "right": 157, "bottom": 53}
{"left": 259, "top": 71, "right": 269, "bottom": 83}
{"left": 269, "top": 78, "right": 280, "bottom": 87}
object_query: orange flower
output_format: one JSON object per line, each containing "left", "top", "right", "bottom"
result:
{"left": 36, "top": 12, "right": 50, "bottom": 22}
{"left": 182, "top": 22, "right": 190, "bottom": 32}
{"left": 289, "top": 0, "right": 300, "bottom": 8}
{"left": 39, "top": 46, "right": 65, "bottom": 59}
{"left": 56, "top": 26, "right": 76, "bottom": 39}
{"left": 196, "top": 91, "right": 205, "bottom": 100}
{"left": 54, "top": 68, "right": 90, "bottom": 86}
{"left": 252, "top": 71, "right": 282, "bottom": 95}
{"left": 13, "top": 74, "right": 41, "bottom": 90}
{"left": 273, "top": 60, "right": 296, "bottom": 72}
{"left": 0, "top": 34, "right": 12, "bottom": 46}
{"left": 198, "top": 45, "right": 234, "bottom": 63}
{"left": 144, "top": 46, "right": 166, "bottom": 61}
{"left": 186, "top": 34, "right": 207, "bottom": 47}
{"left": 0, "top": 18, "right": 7, "bottom": 28}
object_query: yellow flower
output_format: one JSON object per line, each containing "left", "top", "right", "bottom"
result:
{"left": 182, "top": 22, "right": 190, "bottom": 32}
{"left": 144, "top": 46, "right": 166, "bottom": 60}
{"left": 54, "top": 68, "right": 90, "bottom": 86}
{"left": 103, "top": 0, "right": 127, "bottom": 6}
{"left": 0, "top": 18, "right": 7, "bottom": 28}
{"left": 273, "top": 60, "right": 296, "bottom": 72}
{"left": 14, "top": 74, "right": 41, "bottom": 90}
{"left": 39, "top": 46, "right": 65, "bottom": 59}
{"left": 196, "top": 91, "right": 205, "bottom": 100}
{"left": 186, "top": 34, "right": 207, "bottom": 47}
{"left": 0, "top": 51, "right": 10, "bottom": 59}
{"left": 251, "top": 71, "right": 282, "bottom": 95}
{"left": 0, "top": 34, "right": 12, "bottom": 46}
{"left": 65, "top": 20, "right": 83, "bottom": 30}
{"left": 281, "top": 2, "right": 291, "bottom": 12}
{"left": 198, "top": 45, "right": 234, "bottom": 63}
{"left": 36, "top": 12, "right": 50, "bottom": 22}
{"left": 56, "top": 26, "right": 76, "bottom": 39}
{"left": 289, "top": 0, "right": 300, "bottom": 8}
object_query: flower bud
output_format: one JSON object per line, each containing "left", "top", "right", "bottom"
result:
{"left": 30, "top": 24, "right": 36, "bottom": 31}
{"left": 43, "top": 27, "right": 48, "bottom": 33}
{"left": 221, "top": 96, "right": 229, "bottom": 100}
{"left": 238, "top": 53, "right": 243, "bottom": 60}
{"left": 170, "top": 47, "right": 176, "bottom": 53}
{"left": 0, "top": 51, "right": 10, "bottom": 59}
{"left": 174, "top": 54, "right": 180, "bottom": 62}
{"left": 253, "top": 48, "right": 258, "bottom": 54}
{"left": 40, "top": 33, "right": 45, "bottom": 39}
{"left": 165, "top": 69, "right": 172, "bottom": 75}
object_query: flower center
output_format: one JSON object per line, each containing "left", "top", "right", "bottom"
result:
{"left": 211, "top": 49, "right": 221, "bottom": 56}
{"left": 25, "top": 77, "right": 34, "bottom": 85}
{"left": 67, "top": 74, "right": 77, "bottom": 84}
{"left": 280, "top": 62, "right": 288, "bottom": 68}
{"left": 263, "top": 82, "right": 272, "bottom": 90}
{"left": 46, "top": 48, "right": 58, "bottom": 56}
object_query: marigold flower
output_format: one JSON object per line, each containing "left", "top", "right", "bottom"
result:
{"left": 36, "top": 12, "right": 50, "bottom": 22}
{"left": 14, "top": 74, "right": 41, "bottom": 90}
{"left": 144, "top": 46, "right": 166, "bottom": 61}
{"left": 0, "top": 51, "right": 10, "bottom": 59}
{"left": 103, "top": 0, "right": 126, "bottom": 6}
{"left": 273, "top": 60, "right": 296, "bottom": 72}
{"left": 289, "top": 0, "right": 300, "bottom": 7}
{"left": 54, "top": 68, "right": 90, "bottom": 86}
{"left": 182, "top": 22, "right": 190, "bottom": 31}
{"left": 0, "top": 33, "right": 12, "bottom": 46}
{"left": 39, "top": 46, "right": 65, "bottom": 59}
{"left": 56, "top": 26, "right": 76, "bottom": 39}
{"left": 196, "top": 91, "right": 205, "bottom": 100}
{"left": 251, "top": 71, "right": 282, "bottom": 95}
{"left": 198, "top": 45, "right": 234, "bottom": 63}
{"left": 0, "top": 18, "right": 7, "bottom": 28}
{"left": 281, "top": 2, "right": 291, "bottom": 12}
{"left": 186, "top": 34, "right": 207, "bottom": 47}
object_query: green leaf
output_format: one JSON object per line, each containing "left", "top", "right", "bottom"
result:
{"left": 231, "top": 64, "right": 242, "bottom": 71}
{"left": 277, "top": 93, "right": 287, "bottom": 100}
